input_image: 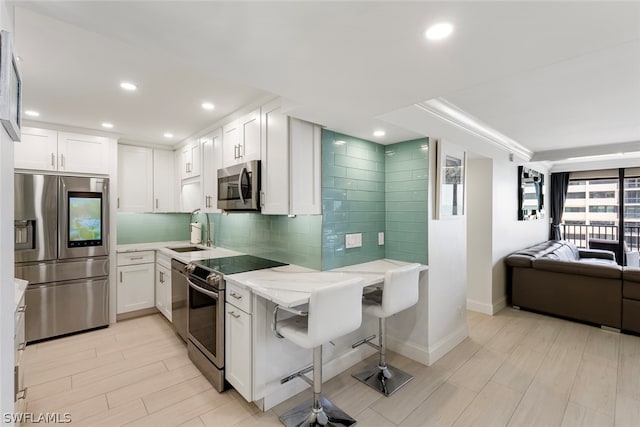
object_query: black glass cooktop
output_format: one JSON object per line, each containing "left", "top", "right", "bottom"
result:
{"left": 194, "top": 255, "right": 287, "bottom": 276}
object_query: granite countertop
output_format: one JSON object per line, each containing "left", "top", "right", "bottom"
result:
{"left": 116, "top": 241, "right": 243, "bottom": 263}
{"left": 226, "top": 259, "right": 427, "bottom": 308}
{"left": 15, "top": 278, "right": 28, "bottom": 311}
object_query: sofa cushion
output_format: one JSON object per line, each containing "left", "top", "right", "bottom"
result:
{"left": 565, "top": 241, "right": 581, "bottom": 259}
{"left": 579, "top": 257, "right": 619, "bottom": 266}
{"left": 532, "top": 258, "right": 622, "bottom": 279}
{"left": 546, "top": 244, "right": 579, "bottom": 262}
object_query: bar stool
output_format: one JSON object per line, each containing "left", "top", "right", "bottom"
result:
{"left": 351, "top": 263, "right": 421, "bottom": 396}
{"left": 273, "top": 278, "right": 364, "bottom": 427}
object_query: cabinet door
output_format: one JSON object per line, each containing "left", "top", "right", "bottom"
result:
{"left": 241, "top": 108, "right": 261, "bottom": 161}
{"left": 260, "top": 100, "right": 289, "bottom": 215}
{"left": 117, "top": 263, "right": 155, "bottom": 314}
{"left": 201, "top": 130, "right": 222, "bottom": 213}
{"left": 189, "top": 142, "right": 201, "bottom": 178}
{"left": 222, "top": 120, "right": 240, "bottom": 168}
{"left": 14, "top": 127, "right": 58, "bottom": 171}
{"left": 58, "top": 132, "right": 111, "bottom": 174}
{"left": 153, "top": 149, "right": 175, "bottom": 212}
{"left": 290, "top": 119, "right": 322, "bottom": 215}
{"left": 225, "top": 304, "right": 252, "bottom": 401}
{"left": 118, "top": 145, "right": 153, "bottom": 212}
{"left": 155, "top": 264, "right": 172, "bottom": 321}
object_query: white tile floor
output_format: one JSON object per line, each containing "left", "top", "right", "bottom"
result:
{"left": 21, "top": 308, "right": 640, "bottom": 426}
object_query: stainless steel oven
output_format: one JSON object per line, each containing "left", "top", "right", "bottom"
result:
{"left": 186, "top": 264, "right": 225, "bottom": 392}
{"left": 217, "top": 160, "right": 260, "bottom": 211}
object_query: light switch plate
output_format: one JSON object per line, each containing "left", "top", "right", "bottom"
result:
{"left": 378, "top": 232, "right": 384, "bottom": 245}
{"left": 345, "top": 233, "right": 362, "bottom": 249}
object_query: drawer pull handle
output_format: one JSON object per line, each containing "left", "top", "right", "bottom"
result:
{"left": 17, "top": 304, "right": 26, "bottom": 313}
{"left": 228, "top": 311, "right": 240, "bottom": 319}
{"left": 16, "top": 389, "right": 26, "bottom": 400}
{"left": 230, "top": 292, "right": 242, "bottom": 300}
{"left": 17, "top": 342, "right": 26, "bottom": 352}
{"left": 129, "top": 256, "right": 144, "bottom": 260}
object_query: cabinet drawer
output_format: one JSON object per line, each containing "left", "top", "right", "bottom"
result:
{"left": 117, "top": 251, "right": 155, "bottom": 266}
{"left": 156, "top": 252, "right": 172, "bottom": 269}
{"left": 226, "top": 281, "right": 251, "bottom": 314}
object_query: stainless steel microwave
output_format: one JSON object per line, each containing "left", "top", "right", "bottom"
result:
{"left": 217, "top": 160, "right": 261, "bottom": 211}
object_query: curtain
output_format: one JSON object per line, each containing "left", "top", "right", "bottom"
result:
{"left": 549, "top": 172, "right": 570, "bottom": 240}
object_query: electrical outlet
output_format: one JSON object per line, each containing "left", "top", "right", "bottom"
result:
{"left": 345, "top": 233, "right": 362, "bottom": 249}
{"left": 378, "top": 232, "right": 384, "bottom": 245}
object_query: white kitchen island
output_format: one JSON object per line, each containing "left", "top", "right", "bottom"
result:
{"left": 225, "top": 259, "right": 428, "bottom": 410}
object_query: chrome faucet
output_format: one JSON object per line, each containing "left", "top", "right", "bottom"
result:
{"left": 190, "top": 208, "right": 213, "bottom": 247}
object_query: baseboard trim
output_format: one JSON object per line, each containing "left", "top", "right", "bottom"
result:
{"left": 116, "top": 307, "right": 159, "bottom": 322}
{"left": 427, "top": 324, "right": 468, "bottom": 365}
{"left": 467, "top": 297, "right": 508, "bottom": 315}
{"left": 387, "top": 336, "right": 430, "bottom": 365}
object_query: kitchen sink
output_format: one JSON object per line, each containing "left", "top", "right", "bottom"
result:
{"left": 167, "top": 246, "right": 207, "bottom": 253}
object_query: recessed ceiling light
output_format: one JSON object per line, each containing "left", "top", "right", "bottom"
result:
{"left": 120, "top": 82, "right": 137, "bottom": 91}
{"left": 163, "top": 132, "right": 174, "bottom": 138}
{"left": 373, "top": 130, "right": 386, "bottom": 137}
{"left": 201, "top": 102, "right": 215, "bottom": 110}
{"left": 24, "top": 110, "right": 40, "bottom": 117}
{"left": 425, "top": 22, "right": 454, "bottom": 40}
{"left": 101, "top": 122, "right": 114, "bottom": 129}
{"left": 334, "top": 140, "right": 346, "bottom": 145}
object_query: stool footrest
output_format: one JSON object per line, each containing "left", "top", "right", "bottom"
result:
{"left": 352, "top": 363, "right": 414, "bottom": 397}
{"left": 280, "top": 364, "right": 314, "bottom": 386}
{"left": 351, "top": 334, "right": 376, "bottom": 349}
{"left": 279, "top": 397, "right": 356, "bottom": 427}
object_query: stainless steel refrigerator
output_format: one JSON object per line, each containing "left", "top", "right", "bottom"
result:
{"left": 14, "top": 174, "right": 110, "bottom": 342}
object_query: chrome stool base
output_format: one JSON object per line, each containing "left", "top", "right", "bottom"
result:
{"left": 279, "top": 397, "right": 356, "bottom": 427}
{"left": 351, "top": 364, "right": 413, "bottom": 397}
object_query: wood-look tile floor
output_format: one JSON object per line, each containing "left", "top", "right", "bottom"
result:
{"left": 21, "top": 308, "right": 640, "bottom": 426}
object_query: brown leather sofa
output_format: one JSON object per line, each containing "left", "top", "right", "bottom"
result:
{"left": 622, "top": 268, "right": 640, "bottom": 333}
{"left": 506, "top": 240, "right": 622, "bottom": 329}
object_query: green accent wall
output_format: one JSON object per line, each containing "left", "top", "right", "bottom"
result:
{"left": 321, "top": 130, "right": 429, "bottom": 269}
{"left": 211, "top": 213, "right": 322, "bottom": 270}
{"left": 385, "top": 138, "right": 429, "bottom": 264}
{"left": 322, "top": 130, "right": 386, "bottom": 270}
{"left": 117, "top": 213, "right": 191, "bottom": 244}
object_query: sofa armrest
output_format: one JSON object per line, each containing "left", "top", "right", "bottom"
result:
{"left": 532, "top": 258, "right": 622, "bottom": 279}
{"left": 625, "top": 251, "right": 640, "bottom": 268}
{"left": 505, "top": 254, "right": 534, "bottom": 268}
{"left": 579, "top": 248, "right": 616, "bottom": 261}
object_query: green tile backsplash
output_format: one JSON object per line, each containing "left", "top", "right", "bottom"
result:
{"left": 384, "top": 139, "right": 429, "bottom": 264}
{"left": 211, "top": 213, "right": 322, "bottom": 270}
{"left": 117, "top": 213, "right": 191, "bottom": 244}
{"left": 321, "top": 130, "right": 429, "bottom": 269}
{"left": 322, "top": 130, "right": 386, "bottom": 270}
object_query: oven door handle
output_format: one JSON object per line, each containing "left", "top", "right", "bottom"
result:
{"left": 187, "top": 278, "right": 219, "bottom": 300}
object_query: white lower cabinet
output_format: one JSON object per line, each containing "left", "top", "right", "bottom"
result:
{"left": 225, "top": 281, "right": 252, "bottom": 401}
{"left": 155, "top": 253, "right": 172, "bottom": 321}
{"left": 117, "top": 251, "right": 155, "bottom": 314}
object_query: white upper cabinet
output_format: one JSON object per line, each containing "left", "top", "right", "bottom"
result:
{"left": 58, "top": 132, "right": 110, "bottom": 175}
{"left": 222, "top": 108, "right": 261, "bottom": 168}
{"left": 260, "top": 100, "right": 289, "bottom": 214}
{"left": 201, "top": 129, "right": 222, "bottom": 213}
{"left": 15, "top": 127, "right": 111, "bottom": 175}
{"left": 260, "top": 99, "right": 322, "bottom": 215}
{"left": 153, "top": 149, "right": 175, "bottom": 212}
{"left": 14, "top": 127, "right": 58, "bottom": 171}
{"left": 180, "top": 140, "right": 201, "bottom": 180}
{"left": 118, "top": 145, "right": 154, "bottom": 212}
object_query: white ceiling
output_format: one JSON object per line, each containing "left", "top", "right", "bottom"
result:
{"left": 10, "top": 1, "right": 640, "bottom": 159}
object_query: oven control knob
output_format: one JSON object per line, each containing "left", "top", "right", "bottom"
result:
{"left": 186, "top": 263, "right": 196, "bottom": 274}
{"left": 206, "top": 273, "right": 220, "bottom": 286}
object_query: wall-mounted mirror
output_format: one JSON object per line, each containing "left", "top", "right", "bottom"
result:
{"left": 518, "top": 166, "right": 544, "bottom": 220}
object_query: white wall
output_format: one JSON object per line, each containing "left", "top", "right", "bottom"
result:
{"left": 466, "top": 158, "right": 494, "bottom": 314}
{"left": 426, "top": 140, "right": 468, "bottom": 364}
{"left": 0, "top": 0, "right": 16, "bottom": 418}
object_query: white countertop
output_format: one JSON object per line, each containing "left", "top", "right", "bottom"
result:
{"left": 117, "top": 241, "right": 243, "bottom": 263}
{"left": 226, "top": 259, "right": 427, "bottom": 307}
{"left": 15, "top": 278, "right": 28, "bottom": 311}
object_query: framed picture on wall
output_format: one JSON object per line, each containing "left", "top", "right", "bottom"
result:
{"left": 435, "top": 140, "right": 466, "bottom": 219}
{"left": 0, "top": 30, "right": 22, "bottom": 142}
